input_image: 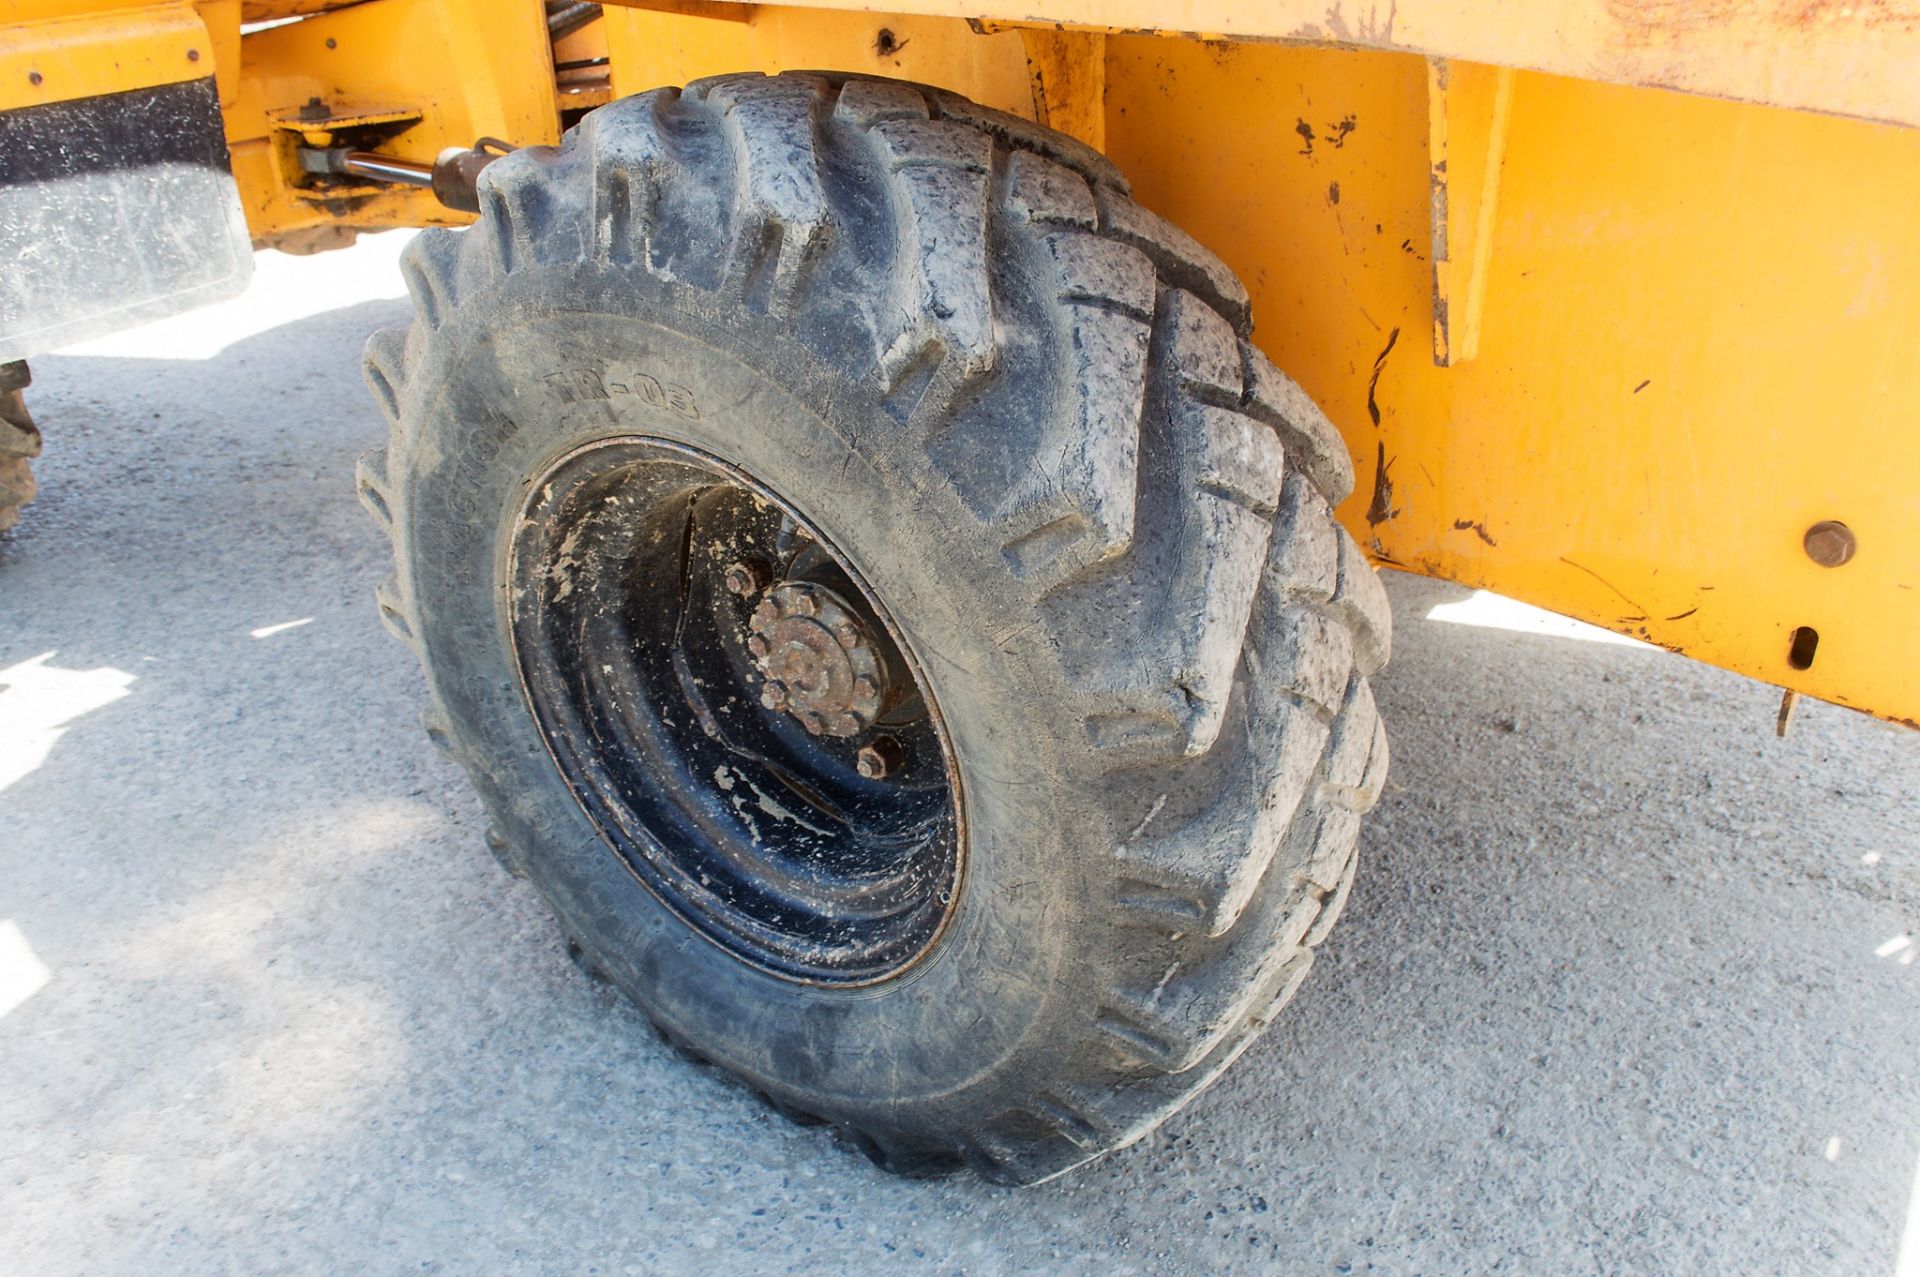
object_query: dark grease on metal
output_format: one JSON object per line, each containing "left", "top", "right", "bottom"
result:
{"left": 1295, "top": 118, "right": 1316, "bottom": 155}
{"left": 1366, "top": 326, "right": 1399, "bottom": 426}
{"left": 1451, "top": 517, "right": 1496, "bottom": 545}
{"left": 1366, "top": 443, "right": 1397, "bottom": 526}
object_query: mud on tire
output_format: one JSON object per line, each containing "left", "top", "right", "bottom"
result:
{"left": 360, "top": 73, "right": 1391, "bottom": 1184}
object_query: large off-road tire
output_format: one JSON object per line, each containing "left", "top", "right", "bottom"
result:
{"left": 361, "top": 73, "right": 1390, "bottom": 1185}
{"left": 0, "top": 362, "right": 40, "bottom": 534}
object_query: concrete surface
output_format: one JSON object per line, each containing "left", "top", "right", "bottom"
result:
{"left": 2, "top": 233, "right": 1917, "bottom": 1276}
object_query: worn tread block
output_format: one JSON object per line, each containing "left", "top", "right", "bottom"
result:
{"left": 1116, "top": 702, "right": 1329, "bottom": 935}
{"left": 398, "top": 228, "right": 461, "bottom": 329}
{"left": 355, "top": 448, "right": 394, "bottom": 530}
{"left": 998, "top": 298, "right": 1149, "bottom": 589}
{"left": 1332, "top": 531, "right": 1393, "bottom": 674}
{"left": 361, "top": 328, "right": 409, "bottom": 429}
{"left": 1264, "top": 470, "right": 1340, "bottom": 604}
{"left": 707, "top": 75, "right": 833, "bottom": 311}
{"left": 1098, "top": 187, "right": 1250, "bottom": 333}
{"left": 928, "top": 88, "right": 1130, "bottom": 193}
{"left": 1101, "top": 896, "right": 1320, "bottom": 1074}
{"left": 1161, "top": 288, "right": 1243, "bottom": 400}
{"left": 579, "top": 89, "right": 678, "bottom": 265}
{"left": 472, "top": 147, "right": 569, "bottom": 274}
{"left": 1242, "top": 341, "right": 1355, "bottom": 505}
{"left": 830, "top": 77, "right": 931, "bottom": 128}
{"left": 1002, "top": 150, "right": 1097, "bottom": 229}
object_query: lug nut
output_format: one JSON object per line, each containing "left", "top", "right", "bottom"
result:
{"left": 761, "top": 681, "right": 789, "bottom": 711}
{"left": 790, "top": 591, "right": 819, "bottom": 618}
{"left": 800, "top": 710, "right": 827, "bottom": 736}
{"left": 746, "top": 635, "right": 768, "bottom": 658}
{"left": 724, "top": 557, "right": 774, "bottom": 597}
{"left": 857, "top": 736, "right": 905, "bottom": 780}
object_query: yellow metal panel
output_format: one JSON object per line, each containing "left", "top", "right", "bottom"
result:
{"left": 1104, "top": 37, "right": 1920, "bottom": 725}
{"left": 602, "top": 4, "right": 1036, "bottom": 119}
{"left": 1426, "top": 58, "right": 1513, "bottom": 366}
{"left": 1014, "top": 25, "right": 1103, "bottom": 154}
{"left": 0, "top": 0, "right": 212, "bottom": 110}
{"left": 238, "top": 0, "right": 358, "bottom": 18}
{"left": 193, "top": 0, "right": 238, "bottom": 106}
{"left": 705, "top": 0, "right": 1920, "bottom": 132}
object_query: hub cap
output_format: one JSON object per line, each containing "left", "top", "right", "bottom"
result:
{"left": 507, "top": 438, "right": 962, "bottom": 985}
{"left": 747, "top": 582, "right": 891, "bottom": 737}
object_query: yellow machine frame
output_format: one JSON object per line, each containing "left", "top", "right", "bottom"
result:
{"left": 6, "top": 0, "right": 1916, "bottom": 726}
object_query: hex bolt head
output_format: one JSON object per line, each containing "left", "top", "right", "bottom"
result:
{"left": 791, "top": 591, "right": 819, "bottom": 618}
{"left": 724, "top": 557, "right": 774, "bottom": 597}
{"left": 1803, "top": 520, "right": 1856, "bottom": 568}
{"left": 856, "top": 736, "right": 905, "bottom": 780}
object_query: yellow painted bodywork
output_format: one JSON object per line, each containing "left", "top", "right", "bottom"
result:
{"left": 5, "top": 0, "right": 1917, "bottom": 724}
{"left": 603, "top": 7, "right": 1039, "bottom": 129}
{"left": 1099, "top": 38, "right": 1920, "bottom": 725}
{"left": 742, "top": 0, "right": 1920, "bottom": 133}
{"left": 0, "top": 0, "right": 215, "bottom": 110}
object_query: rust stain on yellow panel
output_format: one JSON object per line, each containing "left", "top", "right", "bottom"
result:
{"left": 1104, "top": 37, "right": 1920, "bottom": 724}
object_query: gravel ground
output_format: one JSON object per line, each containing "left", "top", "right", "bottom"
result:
{"left": 3, "top": 234, "right": 1917, "bottom": 1276}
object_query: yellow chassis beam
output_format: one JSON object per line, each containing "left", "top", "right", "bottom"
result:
{"left": 779, "top": 0, "right": 1920, "bottom": 132}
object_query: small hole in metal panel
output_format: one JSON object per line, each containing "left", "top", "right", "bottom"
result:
{"left": 1788, "top": 626, "right": 1819, "bottom": 671}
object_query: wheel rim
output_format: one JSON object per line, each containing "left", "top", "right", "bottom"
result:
{"left": 507, "top": 437, "right": 964, "bottom": 985}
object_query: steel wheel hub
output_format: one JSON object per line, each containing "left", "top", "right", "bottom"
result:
{"left": 506, "top": 437, "right": 962, "bottom": 985}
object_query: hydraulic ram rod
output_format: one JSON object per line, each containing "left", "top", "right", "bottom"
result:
{"left": 295, "top": 140, "right": 516, "bottom": 213}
